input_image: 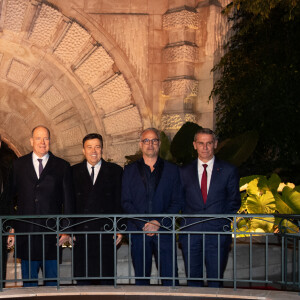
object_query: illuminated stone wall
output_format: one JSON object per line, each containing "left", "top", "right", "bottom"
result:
{"left": 0, "top": 0, "right": 229, "bottom": 165}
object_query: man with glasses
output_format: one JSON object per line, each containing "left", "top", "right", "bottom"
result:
{"left": 122, "top": 128, "right": 184, "bottom": 286}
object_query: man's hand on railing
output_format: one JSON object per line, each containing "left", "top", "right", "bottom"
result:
{"left": 115, "top": 233, "right": 123, "bottom": 246}
{"left": 143, "top": 220, "right": 160, "bottom": 236}
{"left": 58, "top": 234, "right": 71, "bottom": 246}
{"left": 7, "top": 228, "right": 15, "bottom": 249}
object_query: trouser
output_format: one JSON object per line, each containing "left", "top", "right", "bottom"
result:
{"left": 21, "top": 259, "right": 57, "bottom": 287}
{"left": 181, "top": 234, "right": 231, "bottom": 287}
{"left": 131, "top": 233, "right": 178, "bottom": 286}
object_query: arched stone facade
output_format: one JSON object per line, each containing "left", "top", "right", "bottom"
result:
{"left": 0, "top": 0, "right": 229, "bottom": 165}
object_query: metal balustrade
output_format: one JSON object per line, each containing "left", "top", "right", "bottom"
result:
{"left": 0, "top": 214, "right": 299, "bottom": 292}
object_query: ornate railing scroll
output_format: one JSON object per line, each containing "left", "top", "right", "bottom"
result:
{"left": 0, "top": 214, "right": 299, "bottom": 292}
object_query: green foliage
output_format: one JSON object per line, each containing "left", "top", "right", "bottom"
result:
{"left": 124, "top": 150, "right": 142, "bottom": 165}
{"left": 216, "top": 130, "right": 258, "bottom": 167}
{"left": 224, "top": 0, "right": 299, "bottom": 21}
{"left": 159, "top": 131, "right": 173, "bottom": 161}
{"left": 238, "top": 174, "right": 300, "bottom": 234}
{"left": 211, "top": 0, "right": 300, "bottom": 183}
{"left": 170, "top": 122, "right": 201, "bottom": 165}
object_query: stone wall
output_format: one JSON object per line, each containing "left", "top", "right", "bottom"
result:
{"left": 0, "top": 0, "right": 229, "bottom": 165}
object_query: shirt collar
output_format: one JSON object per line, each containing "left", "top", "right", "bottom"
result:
{"left": 198, "top": 156, "right": 215, "bottom": 168}
{"left": 141, "top": 156, "right": 161, "bottom": 169}
{"left": 86, "top": 159, "right": 102, "bottom": 169}
{"left": 32, "top": 152, "right": 49, "bottom": 161}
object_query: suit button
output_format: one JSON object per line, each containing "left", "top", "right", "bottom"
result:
{"left": 35, "top": 199, "right": 38, "bottom": 202}
{"left": 36, "top": 185, "right": 39, "bottom": 188}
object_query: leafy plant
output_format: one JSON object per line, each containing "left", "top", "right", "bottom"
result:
{"left": 237, "top": 174, "right": 300, "bottom": 234}
{"left": 170, "top": 122, "right": 201, "bottom": 165}
{"left": 215, "top": 130, "right": 259, "bottom": 167}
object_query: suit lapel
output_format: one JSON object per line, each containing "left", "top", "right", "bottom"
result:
{"left": 191, "top": 159, "right": 202, "bottom": 196}
{"left": 94, "top": 159, "right": 106, "bottom": 186}
{"left": 39, "top": 152, "right": 56, "bottom": 182}
{"left": 81, "top": 160, "right": 94, "bottom": 187}
{"left": 27, "top": 152, "right": 39, "bottom": 181}
{"left": 137, "top": 159, "right": 147, "bottom": 190}
{"left": 207, "top": 158, "right": 221, "bottom": 201}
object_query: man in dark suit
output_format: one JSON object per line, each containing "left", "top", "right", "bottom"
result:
{"left": 122, "top": 128, "right": 184, "bottom": 286}
{"left": 72, "top": 133, "right": 123, "bottom": 285}
{"left": 180, "top": 128, "right": 241, "bottom": 287}
{"left": 6, "top": 126, "right": 74, "bottom": 287}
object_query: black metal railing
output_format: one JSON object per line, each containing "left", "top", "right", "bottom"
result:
{"left": 0, "top": 214, "right": 299, "bottom": 291}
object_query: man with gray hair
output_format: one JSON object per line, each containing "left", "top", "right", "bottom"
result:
{"left": 122, "top": 128, "right": 184, "bottom": 285}
{"left": 180, "top": 128, "right": 241, "bottom": 287}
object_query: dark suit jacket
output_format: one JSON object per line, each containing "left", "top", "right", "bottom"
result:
{"left": 180, "top": 157, "right": 241, "bottom": 232}
{"left": 7, "top": 151, "right": 74, "bottom": 260}
{"left": 121, "top": 158, "right": 184, "bottom": 231}
{"left": 72, "top": 159, "right": 123, "bottom": 277}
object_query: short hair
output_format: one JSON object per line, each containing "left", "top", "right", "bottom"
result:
{"left": 140, "top": 128, "right": 160, "bottom": 140}
{"left": 32, "top": 126, "right": 51, "bottom": 138}
{"left": 82, "top": 133, "right": 103, "bottom": 148}
{"left": 194, "top": 128, "right": 218, "bottom": 141}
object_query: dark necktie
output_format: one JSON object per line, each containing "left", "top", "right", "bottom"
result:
{"left": 201, "top": 164, "right": 208, "bottom": 204}
{"left": 91, "top": 166, "right": 95, "bottom": 184}
{"left": 37, "top": 159, "right": 43, "bottom": 178}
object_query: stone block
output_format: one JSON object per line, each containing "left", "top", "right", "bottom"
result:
{"left": 103, "top": 106, "right": 142, "bottom": 136}
{"left": 163, "top": 42, "right": 198, "bottom": 63}
{"left": 92, "top": 73, "right": 132, "bottom": 114}
{"left": 163, "top": 76, "right": 198, "bottom": 97}
{"left": 153, "top": 15, "right": 163, "bottom": 30}
{"left": 163, "top": 6, "right": 198, "bottom": 30}
{"left": 130, "top": 0, "right": 148, "bottom": 14}
{"left": 167, "top": 61, "right": 195, "bottom": 77}
{"left": 54, "top": 22, "right": 91, "bottom": 65}
{"left": 3, "top": 0, "right": 28, "bottom": 32}
{"left": 101, "top": 0, "right": 131, "bottom": 13}
{"left": 168, "top": 30, "right": 196, "bottom": 44}
{"left": 168, "top": 0, "right": 196, "bottom": 9}
{"left": 148, "top": 0, "right": 169, "bottom": 15}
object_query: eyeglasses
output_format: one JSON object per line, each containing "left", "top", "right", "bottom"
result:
{"left": 141, "top": 138, "right": 160, "bottom": 145}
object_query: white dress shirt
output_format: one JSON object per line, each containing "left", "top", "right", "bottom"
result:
{"left": 32, "top": 152, "right": 49, "bottom": 179}
{"left": 197, "top": 156, "right": 215, "bottom": 193}
{"left": 87, "top": 160, "right": 102, "bottom": 185}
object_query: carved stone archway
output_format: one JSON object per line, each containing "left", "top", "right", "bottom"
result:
{"left": 0, "top": 0, "right": 150, "bottom": 164}
{"left": 0, "top": 0, "right": 229, "bottom": 164}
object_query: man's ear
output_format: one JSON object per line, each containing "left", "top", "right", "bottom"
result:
{"left": 193, "top": 141, "right": 197, "bottom": 150}
{"left": 30, "top": 138, "right": 33, "bottom": 147}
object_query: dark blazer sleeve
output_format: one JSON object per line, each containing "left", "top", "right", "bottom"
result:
{"left": 121, "top": 164, "right": 139, "bottom": 214}
{"left": 62, "top": 162, "right": 75, "bottom": 215}
{"left": 163, "top": 163, "right": 184, "bottom": 214}
{"left": 60, "top": 161, "right": 75, "bottom": 231}
{"left": 225, "top": 164, "right": 241, "bottom": 214}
